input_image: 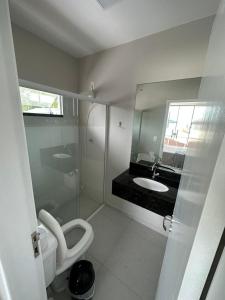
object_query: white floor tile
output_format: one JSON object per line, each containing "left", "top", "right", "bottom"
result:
{"left": 51, "top": 205, "right": 166, "bottom": 300}
{"left": 85, "top": 253, "right": 102, "bottom": 273}
{"left": 104, "top": 230, "right": 166, "bottom": 300}
{"left": 96, "top": 205, "right": 133, "bottom": 228}
{"left": 92, "top": 206, "right": 167, "bottom": 300}
{"left": 48, "top": 288, "right": 70, "bottom": 300}
{"left": 127, "top": 218, "right": 167, "bottom": 245}
{"left": 93, "top": 266, "right": 142, "bottom": 300}
{"left": 88, "top": 207, "right": 131, "bottom": 263}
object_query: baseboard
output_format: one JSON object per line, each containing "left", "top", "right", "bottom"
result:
{"left": 106, "top": 195, "right": 168, "bottom": 237}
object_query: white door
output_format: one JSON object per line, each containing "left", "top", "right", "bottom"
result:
{"left": 156, "top": 1, "right": 225, "bottom": 299}
{"left": 0, "top": 0, "right": 47, "bottom": 299}
{"left": 206, "top": 245, "right": 225, "bottom": 300}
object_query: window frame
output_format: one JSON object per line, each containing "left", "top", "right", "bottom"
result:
{"left": 20, "top": 86, "right": 64, "bottom": 118}
{"left": 159, "top": 100, "right": 205, "bottom": 160}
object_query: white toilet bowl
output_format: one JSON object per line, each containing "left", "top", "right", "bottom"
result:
{"left": 38, "top": 209, "right": 94, "bottom": 288}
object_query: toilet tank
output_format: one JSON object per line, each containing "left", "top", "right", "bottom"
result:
{"left": 38, "top": 223, "right": 58, "bottom": 287}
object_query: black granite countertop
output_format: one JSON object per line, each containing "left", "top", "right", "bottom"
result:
{"left": 112, "top": 162, "right": 180, "bottom": 216}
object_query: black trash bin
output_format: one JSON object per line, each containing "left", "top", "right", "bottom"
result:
{"left": 69, "top": 260, "right": 95, "bottom": 300}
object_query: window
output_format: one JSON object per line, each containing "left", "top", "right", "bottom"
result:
{"left": 161, "top": 102, "right": 206, "bottom": 169}
{"left": 20, "top": 86, "right": 63, "bottom": 116}
{"left": 163, "top": 104, "right": 194, "bottom": 155}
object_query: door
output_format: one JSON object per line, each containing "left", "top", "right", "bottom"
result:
{"left": 0, "top": 0, "right": 47, "bottom": 299}
{"left": 205, "top": 243, "right": 225, "bottom": 300}
{"left": 78, "top": 100, "right": 106, "bottom": 219}
{"left": 156, "top": 1, "right": 225, "bottom": 299}
{"left": 201, "top": 228, "right": 225, "bottom": 299}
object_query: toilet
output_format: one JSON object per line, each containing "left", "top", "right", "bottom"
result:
{"left": 38, "top": 209, "right": 94, "bottom": 289}
{"left": 38, "top": 222, "right": 58, "bottom": 288}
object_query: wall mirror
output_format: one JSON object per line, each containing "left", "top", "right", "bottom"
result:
{"left": 131, "top": 77, "right": 202, "bottom": 172}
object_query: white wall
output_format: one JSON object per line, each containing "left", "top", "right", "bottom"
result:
{"left": 131, "top": 110, "right": 142, "bottom": 161}
{"left": 12, "top": 24, "right": 78, "bottom": 92}
{"left": 139, "top": 105, "right": 166, "bottom": 157}
{"left": 78, "top": 17, "right": 214, "bottom": 217}
{"left": 135, "top": 77, "right": 201, "bottom": 111}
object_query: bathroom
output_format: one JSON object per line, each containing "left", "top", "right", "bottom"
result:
{"left": 1, "top": 0, "right": 225, "bottom": 300}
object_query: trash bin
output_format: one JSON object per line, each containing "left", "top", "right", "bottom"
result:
{"left": 69, "top": 260, "right": 95, "bottom": 300}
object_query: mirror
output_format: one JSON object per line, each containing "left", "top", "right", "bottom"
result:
{"left": 131, "top": 77, "right": 202, "bottom": 171}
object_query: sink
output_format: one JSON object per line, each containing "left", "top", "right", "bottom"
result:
{"left": 133, "top": 177, "right": 169, "bottom": 192}
{"left": 51, "top": 153, "right": 74, "bottom": 173}
{"left": 53, "top": 153, "right": 72, "bottom": 159}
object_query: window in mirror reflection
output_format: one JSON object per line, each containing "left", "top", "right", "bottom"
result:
{"left": 161, "top": 102, "right": 204, "bottom": 169}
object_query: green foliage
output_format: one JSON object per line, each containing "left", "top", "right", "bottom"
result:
{"left": 22, "top": 104, "right": 33, "bottom": 112}
{"left": 51, "top": 98, "right": 59, "bottom": 108}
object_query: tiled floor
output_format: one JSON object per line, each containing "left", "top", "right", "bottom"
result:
{"left": 52, "top": 205, "right": 167, "bottom": 300}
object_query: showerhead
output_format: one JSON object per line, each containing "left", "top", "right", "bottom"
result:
{"left": 88, "top": 82, "right": 95, "bottom": 98}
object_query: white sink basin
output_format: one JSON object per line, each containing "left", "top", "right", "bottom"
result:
{"left": 53, "top": 153, "right": 72, "bottom": 159}
{"left": 133, "top": 177, "right": 169, "bottom": 192}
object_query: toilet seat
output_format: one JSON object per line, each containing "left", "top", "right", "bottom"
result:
{"left": 39, "top": 209, "right": 94, "bottom": 275}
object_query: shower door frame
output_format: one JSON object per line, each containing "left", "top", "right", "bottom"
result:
{"left": 19, "top": 79, "right": 109, "bottom": 219}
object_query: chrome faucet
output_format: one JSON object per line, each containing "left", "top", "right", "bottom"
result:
{"left": 151, "top": 157, "right": 176, "bottom": 179}
{"left": 152, "top": 167, "right": 160, "bottom": 180}
{"left": 151, "top": 162, "right": 157, "bottom": 171}
{"left": 151, "top": 162, "right": 160, "bottom": 179}
{"left": 64, "top": 144, "right": 72, "bottom": 155}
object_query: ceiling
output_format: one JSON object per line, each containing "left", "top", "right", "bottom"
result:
{"left": 9, "top": 0, "right": 220, "bottom": 58}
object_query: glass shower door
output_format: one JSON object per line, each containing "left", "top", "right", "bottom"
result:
{"left": 23, "top": 94, "right": 79, "bottom": 225}
{"left": 79, "top": 100, "right": 106, "bottom": 219}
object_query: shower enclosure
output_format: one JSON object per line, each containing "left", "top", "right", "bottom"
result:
{"left": 21, "top": 84, "right": 106, "bottom": 224}
{"left": 79, "top": 100, "right": 106, "bottom": 218}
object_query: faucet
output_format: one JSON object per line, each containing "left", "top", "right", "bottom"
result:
{"left": 152, "top": 167, "right": 160, "bottom": 180}
{"left": 64, "top": 144, "right": 72, "bottom": 155}
{"left": 151, "top": 161, "right": 160, "bottom": 180}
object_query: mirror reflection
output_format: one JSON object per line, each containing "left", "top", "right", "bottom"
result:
{"left": 131, "top": 77, "right": 202, "bottom": 171}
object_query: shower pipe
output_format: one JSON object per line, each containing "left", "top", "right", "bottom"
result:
{"left": 19, "top": 79, "right": 106, "bottom": 105}
{"left": 85, "top": 103, "right": 97, "bottom": 158}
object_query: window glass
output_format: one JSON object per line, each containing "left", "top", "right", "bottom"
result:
{"left": 20, "top": 86, "right": 63, "bottom": 116}
{"left": 163, "top": 104, "right": 195, "bottom": 155}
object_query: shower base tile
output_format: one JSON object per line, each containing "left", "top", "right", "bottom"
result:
{"left": 80, "top": 193, "right": 102, "bottom": 219}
